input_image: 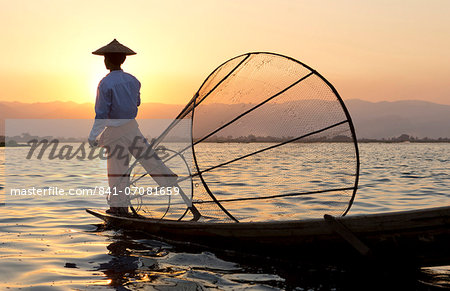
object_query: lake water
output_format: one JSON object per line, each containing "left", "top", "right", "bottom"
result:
{"left": 0, "top": 143, "right": 449, "bottom": 290}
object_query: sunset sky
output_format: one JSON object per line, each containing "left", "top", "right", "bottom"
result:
{"left": 1, "top": 0, "right": 449, "bottom": 105}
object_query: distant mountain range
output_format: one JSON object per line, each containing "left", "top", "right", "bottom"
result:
{"left": 345, "top": 99, "right": 450, "bottom": 139}
{"left": 0, "top": 99, "right": 449, "bottom": 139}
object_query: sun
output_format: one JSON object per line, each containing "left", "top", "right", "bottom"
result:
{"left": 89, "top": 63, "right": 108, "bottom": 101}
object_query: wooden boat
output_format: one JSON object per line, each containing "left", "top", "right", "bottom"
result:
{"left": 87, "top": 206, "right": 450, "bottom": 267}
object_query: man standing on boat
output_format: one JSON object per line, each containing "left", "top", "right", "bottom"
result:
{"left": 88, "top": 39, "right": 200, "bottom": 219}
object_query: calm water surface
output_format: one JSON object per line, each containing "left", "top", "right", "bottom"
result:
{"left": 0, "top": 143, "right": 449, "bottom": 290}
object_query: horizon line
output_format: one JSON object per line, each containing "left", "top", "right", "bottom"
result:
{"left": 0, "top": 98, "right": 449, "bottom": 106}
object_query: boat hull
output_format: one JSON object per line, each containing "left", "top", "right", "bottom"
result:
{"left": 86, "top": 206, "right": 450, "bottom": 267}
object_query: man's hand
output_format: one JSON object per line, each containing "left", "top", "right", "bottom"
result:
{"left": 88, "top": 139, "right": 98, "bottom": 148}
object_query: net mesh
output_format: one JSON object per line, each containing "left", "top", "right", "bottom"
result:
{"left": 130, "top": 52, "right": 359, "bottom": 222}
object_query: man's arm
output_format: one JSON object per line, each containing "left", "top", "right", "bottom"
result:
{"left": 137, "top": 79, "right": 141, "bottom": 107}
{"left": 88, "top": 83, "right": 112, "bottom": 144}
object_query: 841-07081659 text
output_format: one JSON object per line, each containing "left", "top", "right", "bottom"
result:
{"left": 9, "top": 186, "right": 180, "bottom": 196}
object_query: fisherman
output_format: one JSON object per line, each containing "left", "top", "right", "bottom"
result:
{"left": 88, "top": 39, "right": 200, "bottom": 219}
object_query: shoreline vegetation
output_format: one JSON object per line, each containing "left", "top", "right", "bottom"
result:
{"left": 196, "top": 133, "right": 450, "bottom": 143}
{"left": 1, "top": 134, "right": 449, "bottom": 147}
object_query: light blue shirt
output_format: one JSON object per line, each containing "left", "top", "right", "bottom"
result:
{"left": 89, "top": 70, "right": 141, "bottom": 140}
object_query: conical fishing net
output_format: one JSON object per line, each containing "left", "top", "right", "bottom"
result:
{"left": 129, "top": 52, "right": 359, "bottom": 222}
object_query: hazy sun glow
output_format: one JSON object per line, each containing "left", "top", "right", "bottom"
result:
{"left": 1, "top": 0, "right": 450, "bottom": 106}
{"left": 89, "top": 62, "right": 109, "bottom": 102}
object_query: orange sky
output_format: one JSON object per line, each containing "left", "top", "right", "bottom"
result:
{"left": 0, "top": 0, "right": 449, "bottom": 105}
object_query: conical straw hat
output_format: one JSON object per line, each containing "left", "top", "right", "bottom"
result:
{"left": 92, "top": 39, "right": 136, "bottom": 55}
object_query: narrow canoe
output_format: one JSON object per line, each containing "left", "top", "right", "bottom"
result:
{"left": 86, "top": 206, "right": 450, "bottom": 267}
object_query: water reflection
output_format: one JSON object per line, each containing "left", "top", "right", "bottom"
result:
{"left": 91, "top": 226, "right": 287, "bottom": 290}
{"left": 0, "top": 144, "right": 449, "bottom": 289}
{"left": 86, "top": 220, "right": 449, "bottom": 290}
